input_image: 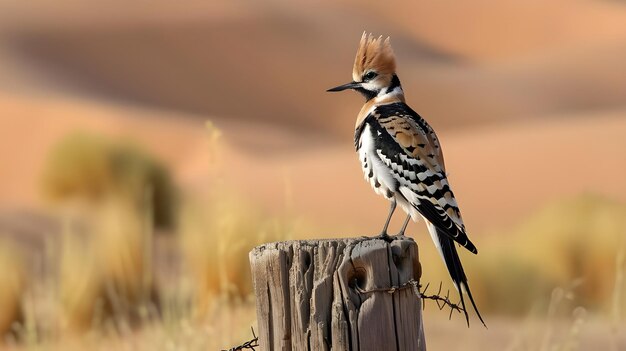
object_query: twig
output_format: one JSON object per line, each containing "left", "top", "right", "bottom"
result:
{"left": 222, "top": 327, "right": 259, "bottom": 351}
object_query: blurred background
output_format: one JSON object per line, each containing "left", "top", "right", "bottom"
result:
{"left": 0, "top": 0, "right": 625, "bottom": 349}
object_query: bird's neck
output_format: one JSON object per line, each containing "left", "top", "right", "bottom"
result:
{"left": 355, "top": 78, "right": 405, "bottom": 129}
{"left": 366, "top": 74, "right": 404, "bottom": 102}
{"left": 376, "top": 86, "right": 405, "bottom": 102}
{"left": 374, "top": 74, "right": 405, "bottom": 104}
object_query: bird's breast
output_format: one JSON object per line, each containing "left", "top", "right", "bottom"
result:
{"left": 357, "top": 124, "right": 396, "bottom": 199}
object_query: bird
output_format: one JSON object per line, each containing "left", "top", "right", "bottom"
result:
{"left": 327, "top": 32, "right": 485, "bottom": 327}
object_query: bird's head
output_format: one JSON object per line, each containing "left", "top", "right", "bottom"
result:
{"left": 327, "top": 32, "right": 400, "bottom": 101}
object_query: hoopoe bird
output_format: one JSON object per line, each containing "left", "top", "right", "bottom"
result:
{"left": 327, "top": 33, "right": 485, "bottom": 326}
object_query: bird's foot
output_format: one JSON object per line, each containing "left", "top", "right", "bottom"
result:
{"left": 394, "top": 231, "right": 408, "bottom": 238}
{"left": 374, "top": 232, "right": 395, "bottom": 243}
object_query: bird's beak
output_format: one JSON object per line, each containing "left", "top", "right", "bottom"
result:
{"left": 326, "top": 81, "right": 361, "bottom": 92}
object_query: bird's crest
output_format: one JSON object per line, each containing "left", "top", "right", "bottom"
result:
{"left": 352, "top": 32, "right": 396, "bottom": 82}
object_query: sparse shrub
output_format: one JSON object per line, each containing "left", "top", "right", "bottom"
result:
{"left": 459, "top": 194, "right": 626, "bottom": 316}
{"left": 41, "top": 133, "right": 176, "bottom": 228}
{"left": 471, "top": 254, "right": 554, "bottom": 315}
{"left": 512, "top": 194, "right": 626, "bottom": 312}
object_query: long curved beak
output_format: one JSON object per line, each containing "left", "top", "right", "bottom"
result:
{"left": 326, "top": 81, "right": 360, "bottom": 92}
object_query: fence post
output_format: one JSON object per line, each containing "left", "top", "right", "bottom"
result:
{"left": 249, "top": 236, "right": 426, "bottom": 350}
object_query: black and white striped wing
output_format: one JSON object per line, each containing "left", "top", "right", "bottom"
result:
{"left": 367, "top": 103, "right": 477, "bottom": 254}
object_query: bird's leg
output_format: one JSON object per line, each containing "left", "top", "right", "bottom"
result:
{"left": 376, "top": 200, "right": 396, "bottom": 239}
{"left": 396, "top": 214, "right": 411, "bottom": 237}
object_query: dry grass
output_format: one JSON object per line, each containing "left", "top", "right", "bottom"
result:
{"left": 1, "top": 192, "right": 620, "bottom": 350}
{"left": 177, "top": 121, "right": 303, "bottom": 315}
{"left": 610, "top": 247, "right": 625, "bottom": 351}
{"left": 0, "top": 190, "right": 267, "bottom": 349}
{"left": 0, "top": 239, "right": 25, "bottom": 340}
{"left": 0, "top": 125, "right": 301, "bottom": 349}
{"left": 178, "top": 190, "right": 296, "bottom": 316}
{"left": 419, "top": 194, "right": 626, "bottom": 316}
{"left": 58, "top": 197, "right": 156, "bottom": 333}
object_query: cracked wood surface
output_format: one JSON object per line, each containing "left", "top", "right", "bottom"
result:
{"left": 250, "top": 236, "right": 425, "bottom": 351}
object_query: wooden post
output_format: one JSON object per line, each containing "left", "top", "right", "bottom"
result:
{"left": 249, "top": 236, "right": 425, "bottom": 351}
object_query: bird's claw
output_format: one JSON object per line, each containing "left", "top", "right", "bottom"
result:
{"left": 374, "top": 232, "right": 395, "bottom": 243}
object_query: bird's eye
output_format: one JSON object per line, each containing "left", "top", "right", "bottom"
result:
{"left": 363, "top": 71, "right": 378, "bottom": 81}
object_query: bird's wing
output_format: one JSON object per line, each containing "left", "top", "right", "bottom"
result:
{"left": 367, "top": 102, "right": 477, "bottom": 254}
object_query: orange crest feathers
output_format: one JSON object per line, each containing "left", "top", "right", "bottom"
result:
{"left": 352, "top": 32, "right": 396, "bottom": 81}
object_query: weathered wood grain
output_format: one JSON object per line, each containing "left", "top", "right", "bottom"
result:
{"left": 250, "top": 236, "right": 425, "bottom": 351}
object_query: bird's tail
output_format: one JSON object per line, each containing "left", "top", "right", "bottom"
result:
{"left": 426, "top": 221, "right": 486, "bottom": 327}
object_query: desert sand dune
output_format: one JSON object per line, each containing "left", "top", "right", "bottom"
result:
{"left": 2, "top": 0, "right": 625, "bottom": 139}
{"left": 352, "top": 0, "right": 626, "bottom": 62}
{"left": 0, "top": 10, "right": 462, "bottom": 135}
{"left": 2, "top": 92, "right": 624, "bottom": 236}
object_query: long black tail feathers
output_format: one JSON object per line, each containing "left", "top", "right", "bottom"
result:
{"left": 437, "top": 229, "right": 487, "bottom": 328}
